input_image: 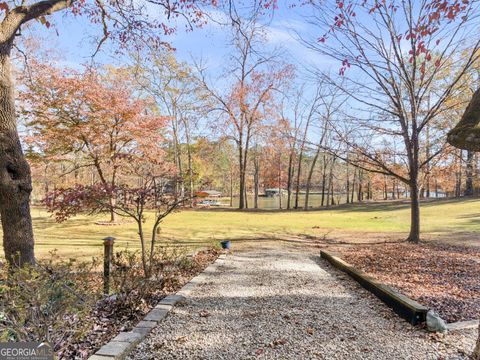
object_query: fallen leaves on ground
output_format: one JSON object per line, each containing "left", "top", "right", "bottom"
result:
{"left": 58, "top": 248, "right": 220, "bottom": 359}
{"left": 336, "top": 243, "right": 480, "bottom": 323}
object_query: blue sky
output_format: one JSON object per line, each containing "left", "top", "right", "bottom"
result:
{"left": 21, "top": 2, "right": 333, "bottom": 78}
{"left": 16, "top": 1, "right": 339, "bottom": 143}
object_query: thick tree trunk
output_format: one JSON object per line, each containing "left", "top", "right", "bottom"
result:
{"left": 407, "top": 128, "right": 421, "bottom": 244}
{"left": 0, "top": 44, "right": 35, "bottom": 266}
{"left": 407, "top": 179, "right": 420, "bottom": 243}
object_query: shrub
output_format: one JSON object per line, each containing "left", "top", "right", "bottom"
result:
{"left": 0, "top": 252, "right": 101, "bottom": 350}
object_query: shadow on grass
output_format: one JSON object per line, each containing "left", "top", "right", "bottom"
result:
{"left": 196, "top": 196, "right": 480, "bottom": 214}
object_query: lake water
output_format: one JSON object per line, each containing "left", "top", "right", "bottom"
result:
{"left": 226, "top": 194, "right": 345, "bottom": 209}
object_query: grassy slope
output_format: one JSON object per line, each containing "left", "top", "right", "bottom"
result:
{"left": 13, "top": 197, "right": 480, "bottom": 259}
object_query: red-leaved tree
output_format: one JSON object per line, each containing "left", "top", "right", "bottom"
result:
{"left": 20, "top": 63, "right": 169, "bottom": 222}
{"left": 0, "top": 0, "right": 226, "bottom": 265}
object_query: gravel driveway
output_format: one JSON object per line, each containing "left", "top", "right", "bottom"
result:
{"left": 128, "top": 247, "right": 476, "bottom": 360}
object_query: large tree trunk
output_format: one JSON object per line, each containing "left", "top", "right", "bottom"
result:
{"left": 407, "top": 178, "right": 420, "bottom": 243}
{"left": 0, "top": 44, "right": 35, "bottom": 266}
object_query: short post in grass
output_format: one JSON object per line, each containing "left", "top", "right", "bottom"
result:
{"left": 103, "top": 236, "right": 116, "bottom": 295}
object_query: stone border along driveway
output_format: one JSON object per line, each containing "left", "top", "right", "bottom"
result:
{"left": 87, "top": 254, "right": 227, "bottom": 360}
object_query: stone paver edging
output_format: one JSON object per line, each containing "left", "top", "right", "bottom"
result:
{"left": 88, "top": 253, "right": 227, "bottom": 360}
{"left": 447, "top": 320, "right": 480, "bottom": 331}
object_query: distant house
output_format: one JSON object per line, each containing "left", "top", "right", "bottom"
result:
{"left": 264, "top": 188, "right": 285, "bottom": 197}
{"left": 194, "top": 190, "right": 222, "bottom": 198}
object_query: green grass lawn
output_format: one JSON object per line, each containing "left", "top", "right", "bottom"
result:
{"left": 8, "top": 197, "right": 480, "bottom": 260}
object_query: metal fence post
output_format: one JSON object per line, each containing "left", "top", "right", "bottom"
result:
{"left": 103, "top": 236, "right": 116, "bottom": 295}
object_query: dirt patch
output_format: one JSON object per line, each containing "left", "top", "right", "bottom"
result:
{"left": 334, "top": 243, "right": 480, "bottom": 323}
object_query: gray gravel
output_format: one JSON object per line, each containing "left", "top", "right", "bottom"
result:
{"left": 128, "top": 247, "right": 476, "bottom": 360}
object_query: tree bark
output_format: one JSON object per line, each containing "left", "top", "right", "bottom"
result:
{"left": 278, "top": 153, "right": 282, "bottom": 209}
{"left": 238, "top": 142, "right": 245, "bottom": 209}
{"left": 253, "top": 149, "right": 259, "bottom": 209}
{"left": 407, "top": 178, "right": 420, "bottom": 243}
{"left": 230, "top": 170, "right": 234, "bottom": 207}
{"left": 328, "top": 156, "right": 336, "bottom": 206}
{"left": 286, "top": 152, "right": 294, "bottom": 210}
{"left": 181, "top": 116, "right": 194, "bottom": 206}
{"left": 465, "top": 149, "right": 474, "bottom": 196}
{"left": 351, "top": 167, "right": 356, "bottom": 203}
{"left": 109, "top": 196, "right": 117, "bottom": 222}
{"left": 455, "top": 149, "right": 463, "bottom": 197}
{"left": 346, "top": 162, "right": 350, "bottom": 204}
{"left": 383, "top": 176, "right": 388, "bottom": 200}
{"left": 321, "top": 154, "right": 327, "bottom": 207}
{"left": 304, "top": 147, "right": 321, "bottom": 210}
{"left": 357, "top": 170, "right": 363, "bottom": 202}
{"left": 0, "top": 43, "right": 35, "bottom": 266}
{"left": 294, "top": 148, "right": 304, "bottom": 209}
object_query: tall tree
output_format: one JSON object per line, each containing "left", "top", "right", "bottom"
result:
{"left": 304, "top": 0, "right": 480, "bottom": 242}
{"left": 0, "top": 0, "right": 220, "bottom": 265}
{"left": 133, "top": 50, "right": 206, "bottom": 203}
{"left": 197, "top": 3, "right": 291, "bottom": 209}
{"left": 20, "top": 64, "right": 167, "bottom": 223}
